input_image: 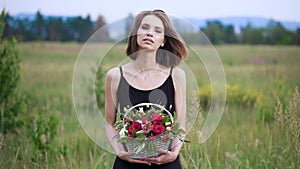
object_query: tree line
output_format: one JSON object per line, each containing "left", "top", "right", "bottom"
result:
{"left": 198, "top": 20, "right": 300, "bottom": 45}
{"left": 2, "top": 10, "right": 300, "bottom": 45}
{"left": 2, "top": 11, "right": 109, "bottom": 42}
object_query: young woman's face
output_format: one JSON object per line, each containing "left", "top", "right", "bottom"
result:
{"left": 136, "top": 15, "right": 165, "bottom": 51}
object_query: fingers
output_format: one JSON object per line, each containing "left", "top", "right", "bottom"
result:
{"left": 117, "top": 151, "right": 152, "bottom": 166}
{"left": 117, "top": 151, "right": 134, "bottom": 159}
{"left": 118, "top": 151, "right": 134, "bottom": 156}
{"left": 117, "top": 151, "right": 133, "bottom": 161}
{"left": 118, "top": 149, "right": 173, "bottom": 166}
{"left": 156, "top": 148, "right": 169, "bottom": 154}
{"left": 143, "top": 149, "right": 176, "bottom": 165}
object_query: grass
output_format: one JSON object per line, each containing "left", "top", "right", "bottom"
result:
{"left": 1, "top": 42, "right": 300, "bottom": 168}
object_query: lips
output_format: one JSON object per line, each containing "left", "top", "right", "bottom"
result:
{"left": 142, "top": 38, "right": 154, "bottom": 43}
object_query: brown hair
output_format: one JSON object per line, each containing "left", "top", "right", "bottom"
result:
{"left": 126, "top": 9, "right": 188, "bottom": 67}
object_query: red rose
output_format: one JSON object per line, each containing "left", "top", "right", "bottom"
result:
{"left": 151, "top": 113, "right": 163, "bottom": 123}
{"left": 152, "top": 124, "right": 165, "bottom": 136}
{"left": 128, "top": 122, "right": 142, "bottom": 137}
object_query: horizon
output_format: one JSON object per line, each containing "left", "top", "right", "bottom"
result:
{"left": 10, "top": 11, "right": 300, "bottom": 24}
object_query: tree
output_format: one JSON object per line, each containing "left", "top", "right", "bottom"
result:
{"left": 68, "top": 15, "right": 93, "bottom": 42}
{"left": 94, "top": 15, "right": 109, "bottom": 42}
{"left": 46, "top": 17, "right": 71, "bottom": 41}
{"left": 270, "top": 22, "right": 293, "bottom": 45}
{"left": 224, "top": 25, "right": 238, "bottom": 43}
{"left": 241, "top": 23, "right": 265, "bottom": 44}
{"left": 15, "top": 19, "right": 26, "bottom": 41}
{"left": 294, "top": 28, "right": 300, "bottom": 45}
{"left": 32, "top": 11, "right": 45, "bottom": 40}
{"left": 201, "top": 21, "right": 225, "bottom": 44}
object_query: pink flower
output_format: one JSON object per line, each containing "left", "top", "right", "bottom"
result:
{"left": 151, "top": 113, "right": 163, "bottom": 123}
{"left": 142, "top": 122, "right": 153, "bottom": 134}
{"left": 142, "top": 117, "right": 148, "bottom": 124}
{"left": 149, "top": 136, "right": 156, "bottom": 141}
{"left": 163, "top": 135, "right": 168, "bottom": 142}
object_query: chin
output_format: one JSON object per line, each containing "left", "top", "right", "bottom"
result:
{"left": 139, "top": 46, "right": 157, "bottom": 51}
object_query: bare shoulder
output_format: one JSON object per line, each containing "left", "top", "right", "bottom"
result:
{"left": 172, "top": 67, "right": 186, "bottom": 92}
{"left": 106, "top": 67, "right": 121, "bottom": 89}
{"left": 106, "top": 67, "right": 120, "bottom": 79}
{"left": 172, "top": 67, "right": 186, "bottom": 81}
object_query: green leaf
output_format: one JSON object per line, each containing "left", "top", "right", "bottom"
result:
{"left": 134, "top": 143, "right": 145, "bottom": 153}
{"left": 173, "top": 111, "right": 177, "bottom": 122}
{"left": 136, "top": 132, "right": 146, "bottom": 138}
{"left": 132, "top": 129, "right": 137, "bottom": 137}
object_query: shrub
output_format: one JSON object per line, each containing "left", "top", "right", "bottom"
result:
{"left": 0, "top": 10, "right": 23, "bottom": 134}
{"left": 94, "top": 66, "right": 105, "bottom": 110}
{"left": 198, "top": 84, "right": 264, "bottom": 109}
{"left": 26, "top": 111, "right": 59, "bottom": 152}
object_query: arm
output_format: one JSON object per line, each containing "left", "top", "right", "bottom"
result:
{"left": 105, "top": 68, "right": 123, "bottom": 153}
{"left": 171, "top": 67, "right": 187, "bottom": 156}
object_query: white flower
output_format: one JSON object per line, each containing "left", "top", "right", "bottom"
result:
{"left": 166, "top": 126, "right": 172, "bottom": 131}
{"left": 119, "top": 127, "right": 126, "bottom": 137}
{"left": 165, "top": 122, "right": 172, "bottom": 126}
{"left": 136, "top": 130, "right": 144, "bottom": 134}
{"left": 139, "top": 107, "right": 144, "bottom": 113}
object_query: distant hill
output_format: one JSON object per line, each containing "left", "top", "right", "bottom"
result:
{"left": 14, "top": 13, "right": 36, "bottom": 20}
{"left": 108, "top": 16, "right": 300, "bottom": 39}
{"left": 184, "top": 16, "right": 300, "bottom": 33}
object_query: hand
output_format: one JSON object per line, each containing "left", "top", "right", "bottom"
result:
{"left": 117, "top": 150, "right": 152, "bottom": 166}
{"left": 141, "top": 149, "right": 178, "bottom": 165}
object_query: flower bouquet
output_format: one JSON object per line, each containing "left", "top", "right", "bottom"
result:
{"left": 114, "top": 103, "right": 185, "bottom": 159}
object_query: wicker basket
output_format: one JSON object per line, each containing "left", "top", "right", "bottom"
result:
{"left": 125, "top": 136, "right": 171, "bottom": 158}
{"left": 122, "top": 103, "right": 173, "bottom": 159}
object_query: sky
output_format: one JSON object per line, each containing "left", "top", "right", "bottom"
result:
{"left": 1, "top": 0, "right": 300, "bottom": 23}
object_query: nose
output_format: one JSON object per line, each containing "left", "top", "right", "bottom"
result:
{"left": 146, "top": 32, "right": 153, "bottom": 37}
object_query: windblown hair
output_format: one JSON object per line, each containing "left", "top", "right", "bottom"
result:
{"left": 126, "top": 9, "right": 188, "bottom": 67}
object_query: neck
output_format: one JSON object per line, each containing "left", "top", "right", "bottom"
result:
{"left": 134, "top": 50, "right": 159, "bottom": 70}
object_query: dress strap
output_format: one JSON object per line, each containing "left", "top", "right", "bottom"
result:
{"left": 119, "top": 66, "right": 124, "bottom": 78}
{"left": 169, "top": 67, "right": 173, "bottom": 76}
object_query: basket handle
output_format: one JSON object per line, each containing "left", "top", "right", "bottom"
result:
{"left": 123, "top": 103, "right": 174, "bottom": 126}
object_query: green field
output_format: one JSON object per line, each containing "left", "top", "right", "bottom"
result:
{"left": 1, "top": 42, "right": 300, "bottom": 169}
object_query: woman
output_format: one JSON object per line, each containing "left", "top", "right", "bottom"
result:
{"left": 105, "top": 9, "right": 188, "bottom": 169}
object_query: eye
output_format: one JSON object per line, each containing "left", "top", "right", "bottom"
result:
{"left": 155, "top": 29, "right": 162, "bottom": 33}
{"left": 155, "top": 28, "right": 163, "bottom": 34}
{"left": 141, "top": 24, "right": 149, "bottom": 30}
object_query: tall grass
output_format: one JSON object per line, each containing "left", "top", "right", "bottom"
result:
{"left": 0, "top": 42, "right": 299, "bottom": 168}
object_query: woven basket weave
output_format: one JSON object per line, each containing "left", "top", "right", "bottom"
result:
{"left": 125, "top": 136, "right": 171, "bottom": 158}
{"left": 122, "top": 103, "right": 173, "bottom": 159}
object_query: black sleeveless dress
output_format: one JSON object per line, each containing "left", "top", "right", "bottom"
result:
{"left": 112, "top": 66, "right": 182, "bottom": 169}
